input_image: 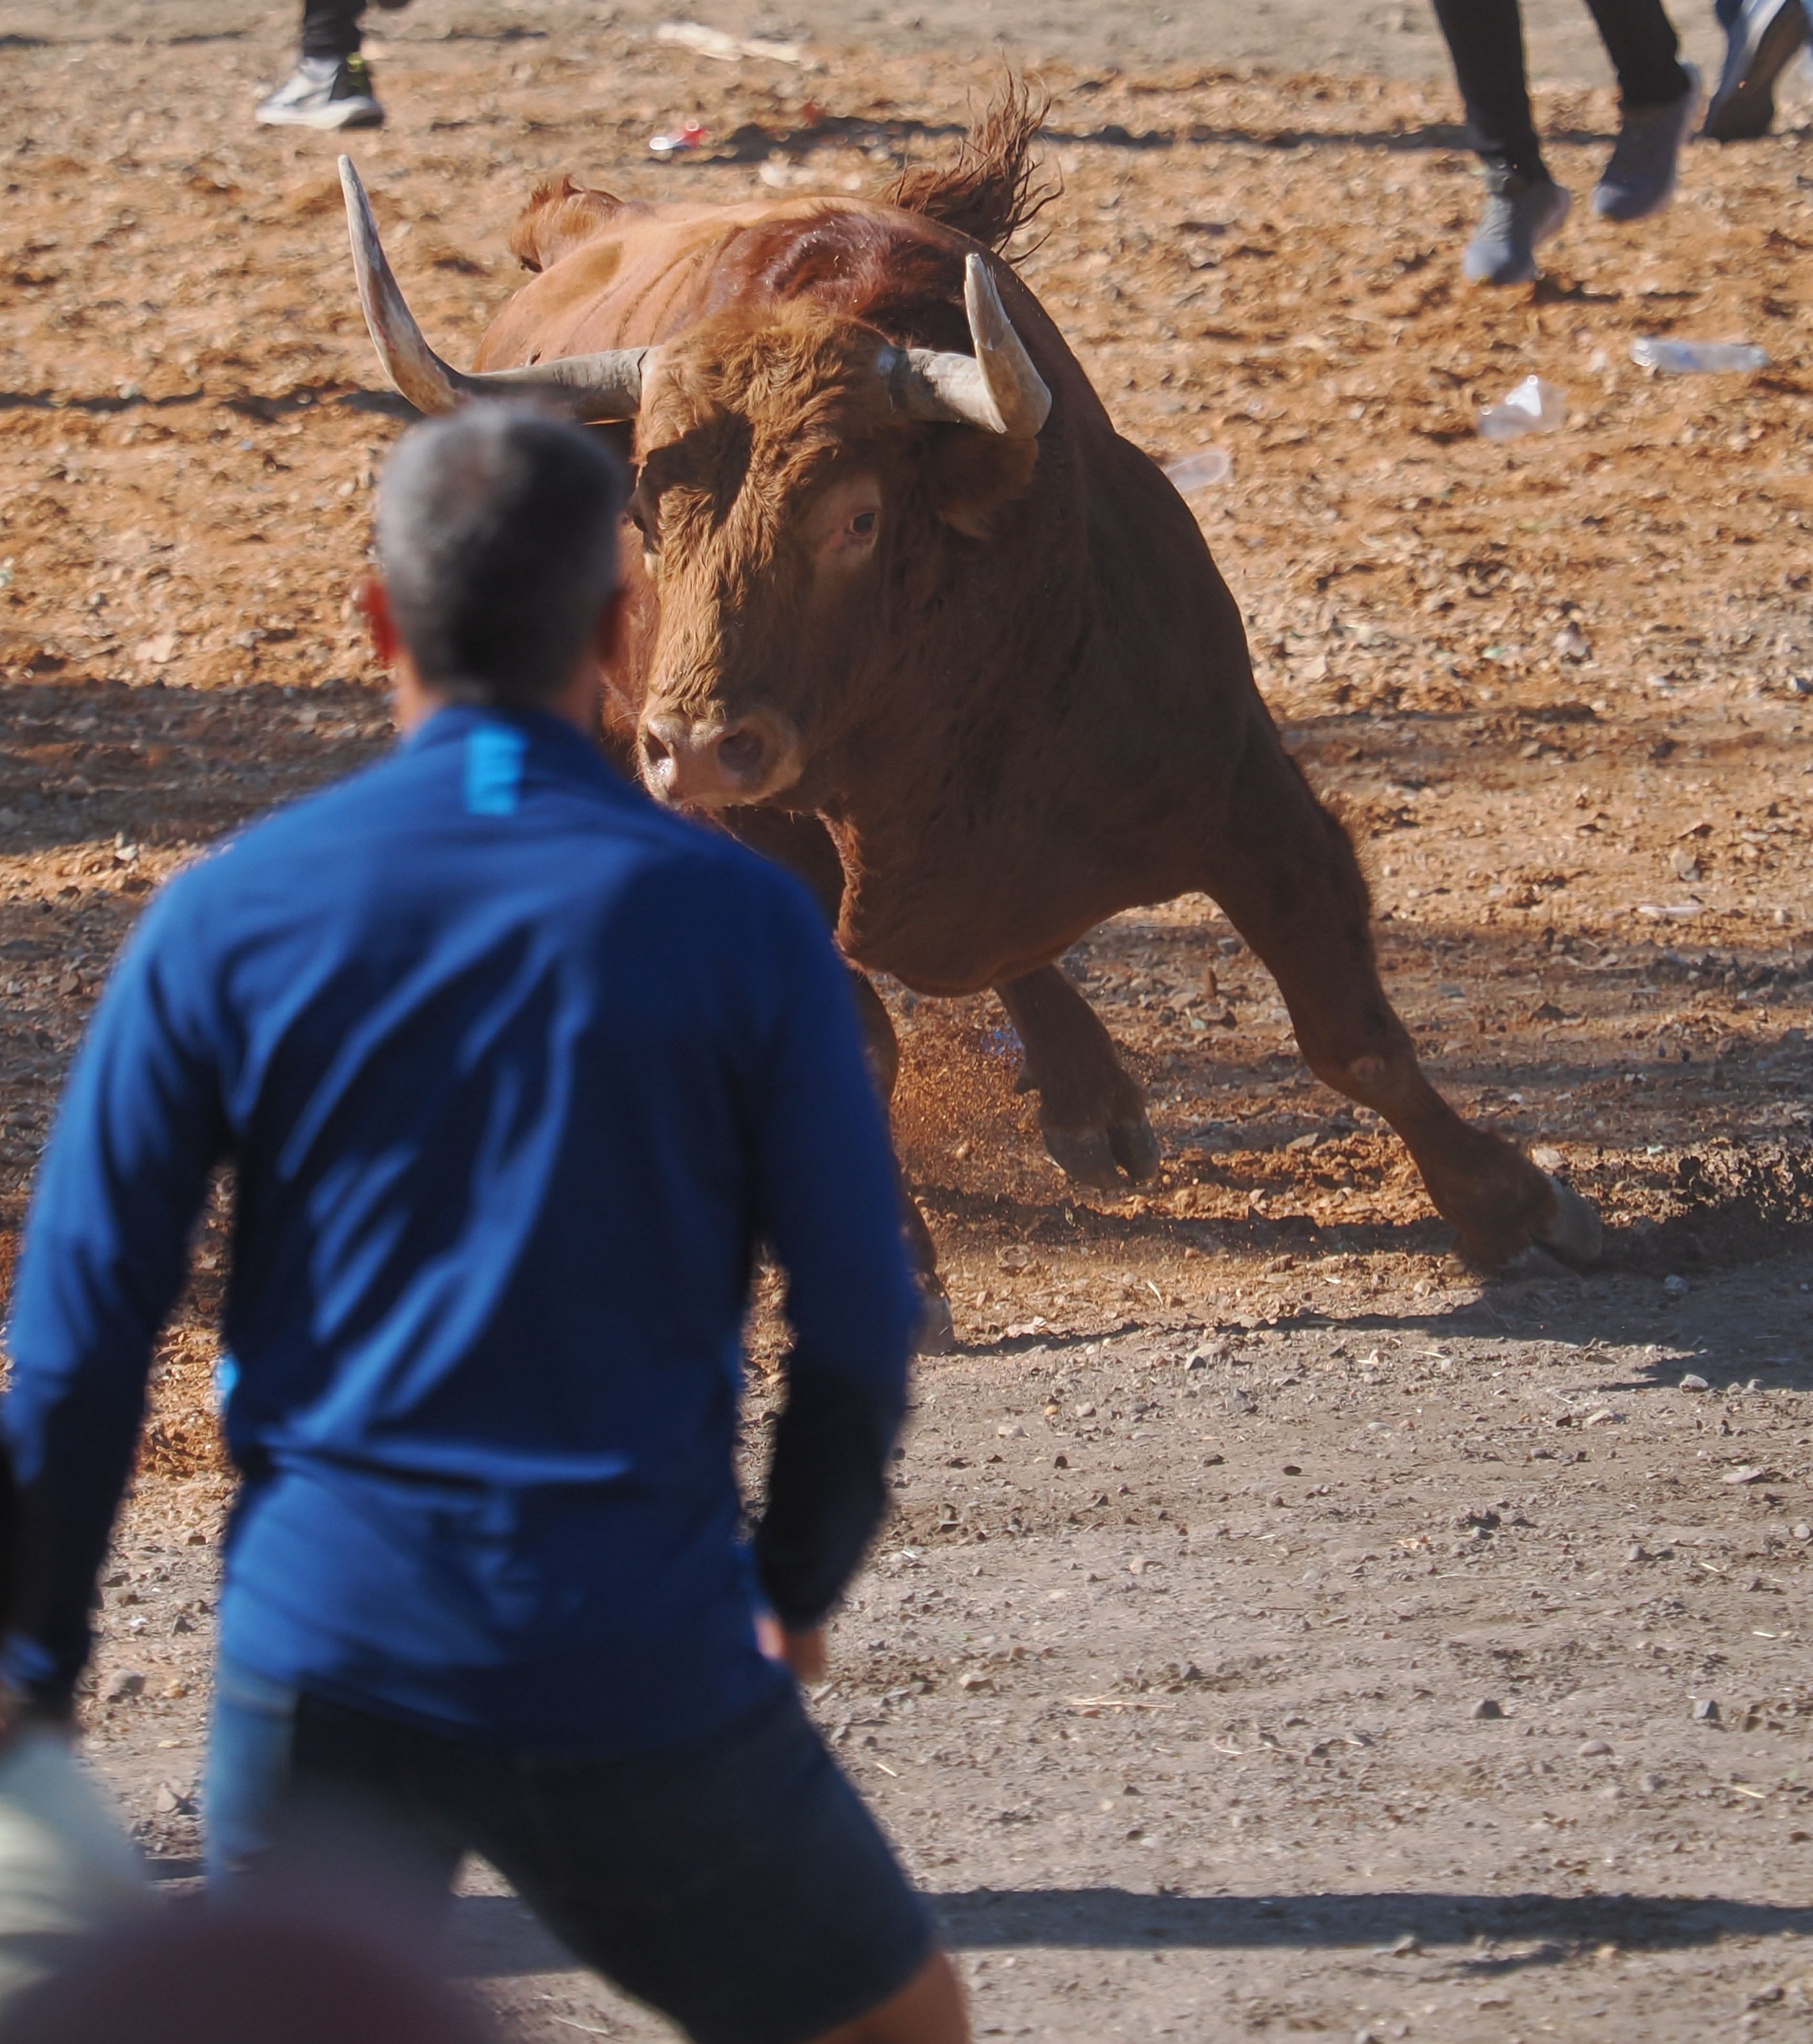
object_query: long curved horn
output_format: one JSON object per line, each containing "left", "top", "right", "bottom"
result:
{"left": 884, "top": 253, "right": 1051, "bottom": 439}
{"left": 338, "top": 157, "right": 651, "bottom": 421}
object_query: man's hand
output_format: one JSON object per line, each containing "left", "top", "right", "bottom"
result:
{"left": 777, "top": 1624, "right": 827, "bottom": 1683}
{"left": 756, "top": 1612, "right": 827, "bottom": 1685}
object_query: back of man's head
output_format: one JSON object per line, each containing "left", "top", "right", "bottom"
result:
{"left": 375, "top": 404, "right": 627, "bottom": 708}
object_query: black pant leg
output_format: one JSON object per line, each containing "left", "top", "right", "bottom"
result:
{"left": 1430, "top": 0, "right": 1546, "bottom": 180}
{"left": 285, "top": 1691, "right": 467, "bottom": 1945}
{"left": 1579, "top": 0, "right": 1692, "bottom": 104}
{"left": 300, "top": 0, "right": 366, "bottom": 61}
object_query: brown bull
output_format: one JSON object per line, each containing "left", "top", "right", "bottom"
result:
{"left": 336, "top": 94, "right": 1601, "bottom": 1335}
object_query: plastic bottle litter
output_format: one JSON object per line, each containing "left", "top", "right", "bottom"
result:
{"left": 649, "top": 120, "right": 711, "bottom": 156}
{"left": 1630, "top": 338, "right": 1769, "bottom": 375}
{"left": 1476, "top": 374, "right": 1567, "bottom": 442}
{"left": 654, "top": 21, "right": 809, "bottom": 64}
{"left": 1163, "top": 446, "right": 1232, "bottom": 491}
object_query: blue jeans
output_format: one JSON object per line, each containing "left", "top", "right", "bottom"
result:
{"left": 205, "top": 1661, "right": 932, "bottom": 2044}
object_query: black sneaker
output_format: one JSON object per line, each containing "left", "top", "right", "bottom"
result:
{"left": 1463, "top": 169, "right": 1572, "bottom": 286}
{"left": 256, "top": 54, "right": 383, "bottom": 130}
{"left": 1703, "top": 0, "right": 1808, "bottom": 141}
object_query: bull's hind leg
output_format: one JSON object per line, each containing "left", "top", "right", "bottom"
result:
{"left": 1199, "top": 738, "right": 1600, "bottom": 1270}
{"left": 996, "top": 968, "right": 1159, "bottom": 1189}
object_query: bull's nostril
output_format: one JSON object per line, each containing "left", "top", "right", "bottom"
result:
{"left": 640, "top": 729, "right": 672, "bottom": 764}
{"left": 716, "top": 727, "right": 765, "bottom": 781}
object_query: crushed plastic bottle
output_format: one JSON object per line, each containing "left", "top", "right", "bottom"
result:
{"left": 653, "top": 21, "right": 809, "bottom": 64}
{"left": 1630, "top": 338, "right": 1769, "bottom": 375}
{"left": 649, "top": 119, "right": 711, "bottom": 156}
{"left": 1163, "top": 446, "right": 1232, "bottom": 491}
{"left": 1476, "top": 374, "right": 1567, "bottom": 442}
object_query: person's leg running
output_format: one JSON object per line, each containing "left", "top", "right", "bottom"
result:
{"left": 440, "top": 1686, "right": 965, "bottom": 2044}
{"left": 1431, "top": 0, "right": 1572, "bottom": 285}
{"left": 1588, "top": 0, "right": 1701, "bottom": 218}
{"left": 203, "top": 1657, "right": 303, "bottom": 1890}
{"left": 1430, "top": 0, "right": 1548, "bottom": 179}
{"left": 814, "top": 1953, "right": 968, "bottom": 2044}
{"left": 259, "top": 1, "right": 383, "bottom": 127}
{"left": 1705, "top": 0, "right": 1809, "bottom": 139}
{"left": 300, "top": 0, "right": 367, "bottom": 61}
{"left": 205, "top": 1659, "right": 462, "bottom": 1951}
{"left": 1582, "top": 0, "right": 1694, "bottom": 103}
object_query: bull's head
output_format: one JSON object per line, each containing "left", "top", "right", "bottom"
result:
{"left": 339, "top": 159, "right": 1050, "bottom": 809}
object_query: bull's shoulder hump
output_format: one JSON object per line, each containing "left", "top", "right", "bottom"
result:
{"left": 476, "top": 197, "right": 960, "bottom": 364}
{"left": 473, "top": 203, "right": 778, "bottom": 363}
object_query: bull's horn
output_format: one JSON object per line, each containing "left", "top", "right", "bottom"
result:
{"left": 887, "top": 253, "right": 1051, "bottom": 439}
{"left": 338, "top": 156, "right": 651, "bottom": 421}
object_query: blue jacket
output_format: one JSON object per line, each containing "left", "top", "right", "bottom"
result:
{"left": 2, "top": 706, "right": 918, "bottom": 1746}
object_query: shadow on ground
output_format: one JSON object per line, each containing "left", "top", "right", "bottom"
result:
{"left": 921, "top": 1135, "right": 1813, "bottom": 1288}
{"left": 443, "top": 1885, "right": 1813, "bottom": 1979}
{"left": 934, "top": 1885, "right": 1813, "bottom": 1960}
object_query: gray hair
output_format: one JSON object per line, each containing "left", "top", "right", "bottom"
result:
{"left": 374, "top": 404, "right": 627, "bottom": 707}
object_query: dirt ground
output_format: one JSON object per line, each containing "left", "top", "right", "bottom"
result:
{"left": 3, "top": 2, "right": 1813, "bottom": 2039}
{"left": 0, "top": 0, "right": 1763, "bottom": 90}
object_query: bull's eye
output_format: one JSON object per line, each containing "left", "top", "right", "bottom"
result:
{"left": 812, "top": 477, "right": 884, "bottom": 568}
{"left": 626, "top": 492, "right": 659, "bottom": 552}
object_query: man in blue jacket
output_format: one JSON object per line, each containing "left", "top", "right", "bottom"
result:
{"left": 2, "top": 405, "right": 966, "bottom": 2044}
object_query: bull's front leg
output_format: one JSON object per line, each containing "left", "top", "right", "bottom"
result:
{"left": 996, "top": 967, "right": 1160, "bottom": 1190}
{"left": 846, "top": 969, "right": 955, "bottom": 1352}
{"left": 1199, "top": 734, "right": 1601, "bottom": 1271}
{"left": 725, "top": 809, "right": 955, "bottom": 1350}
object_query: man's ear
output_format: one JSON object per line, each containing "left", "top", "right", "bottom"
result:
{"left": 922, "top": 430, "right": 1039, "bottom": 541}
{"left": 357, "top": 575, "right": 401, "bottom": 667}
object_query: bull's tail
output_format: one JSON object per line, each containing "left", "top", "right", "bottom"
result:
{"left": 884, "top": 74, "right": 1057, "bottom": 259}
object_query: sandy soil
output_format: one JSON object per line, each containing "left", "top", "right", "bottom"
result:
{"left": 2, "top": 6, "right": 1812, "bottom": 2040}
{"left": 0, "top": 0, "right": 1759, "bottom": 91}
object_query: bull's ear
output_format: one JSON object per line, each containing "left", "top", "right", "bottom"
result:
{"left": 509, "top": 175, "right": 625, "bottom": 274}
{"left": 922, "top": 429, "right": 1038, "bottom": 541}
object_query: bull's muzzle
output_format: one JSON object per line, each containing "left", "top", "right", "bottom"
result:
{"left": 638, "top": 708, "right": 802, "bottom": 808}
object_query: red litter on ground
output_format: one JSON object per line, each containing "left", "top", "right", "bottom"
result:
{"left": 649, "top": 121, "right": 711, "bottom": 156}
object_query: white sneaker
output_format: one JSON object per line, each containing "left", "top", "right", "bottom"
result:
{"left": 256, "top": 55, "right": 383, "bottom": 130}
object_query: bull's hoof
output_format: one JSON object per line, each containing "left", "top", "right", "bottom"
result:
{"left": 1109, "top": 1113, "right": 1162, "bottom": 1183}
{"left": 1042, "top": 1114, "right": 1161, "bottom": 1189}
{"left": 915, "top": 1290, "right": 957, "bottom": 1355}
{"left": 1495, "top": 1241, "right": 1572, "bottom": 1280}
{"left": 1041, "top": 1126, "right": 1124, "bottom": 1189}
{"left": 1533, "top": 1173, "right": 1603, "bottom": 1270}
